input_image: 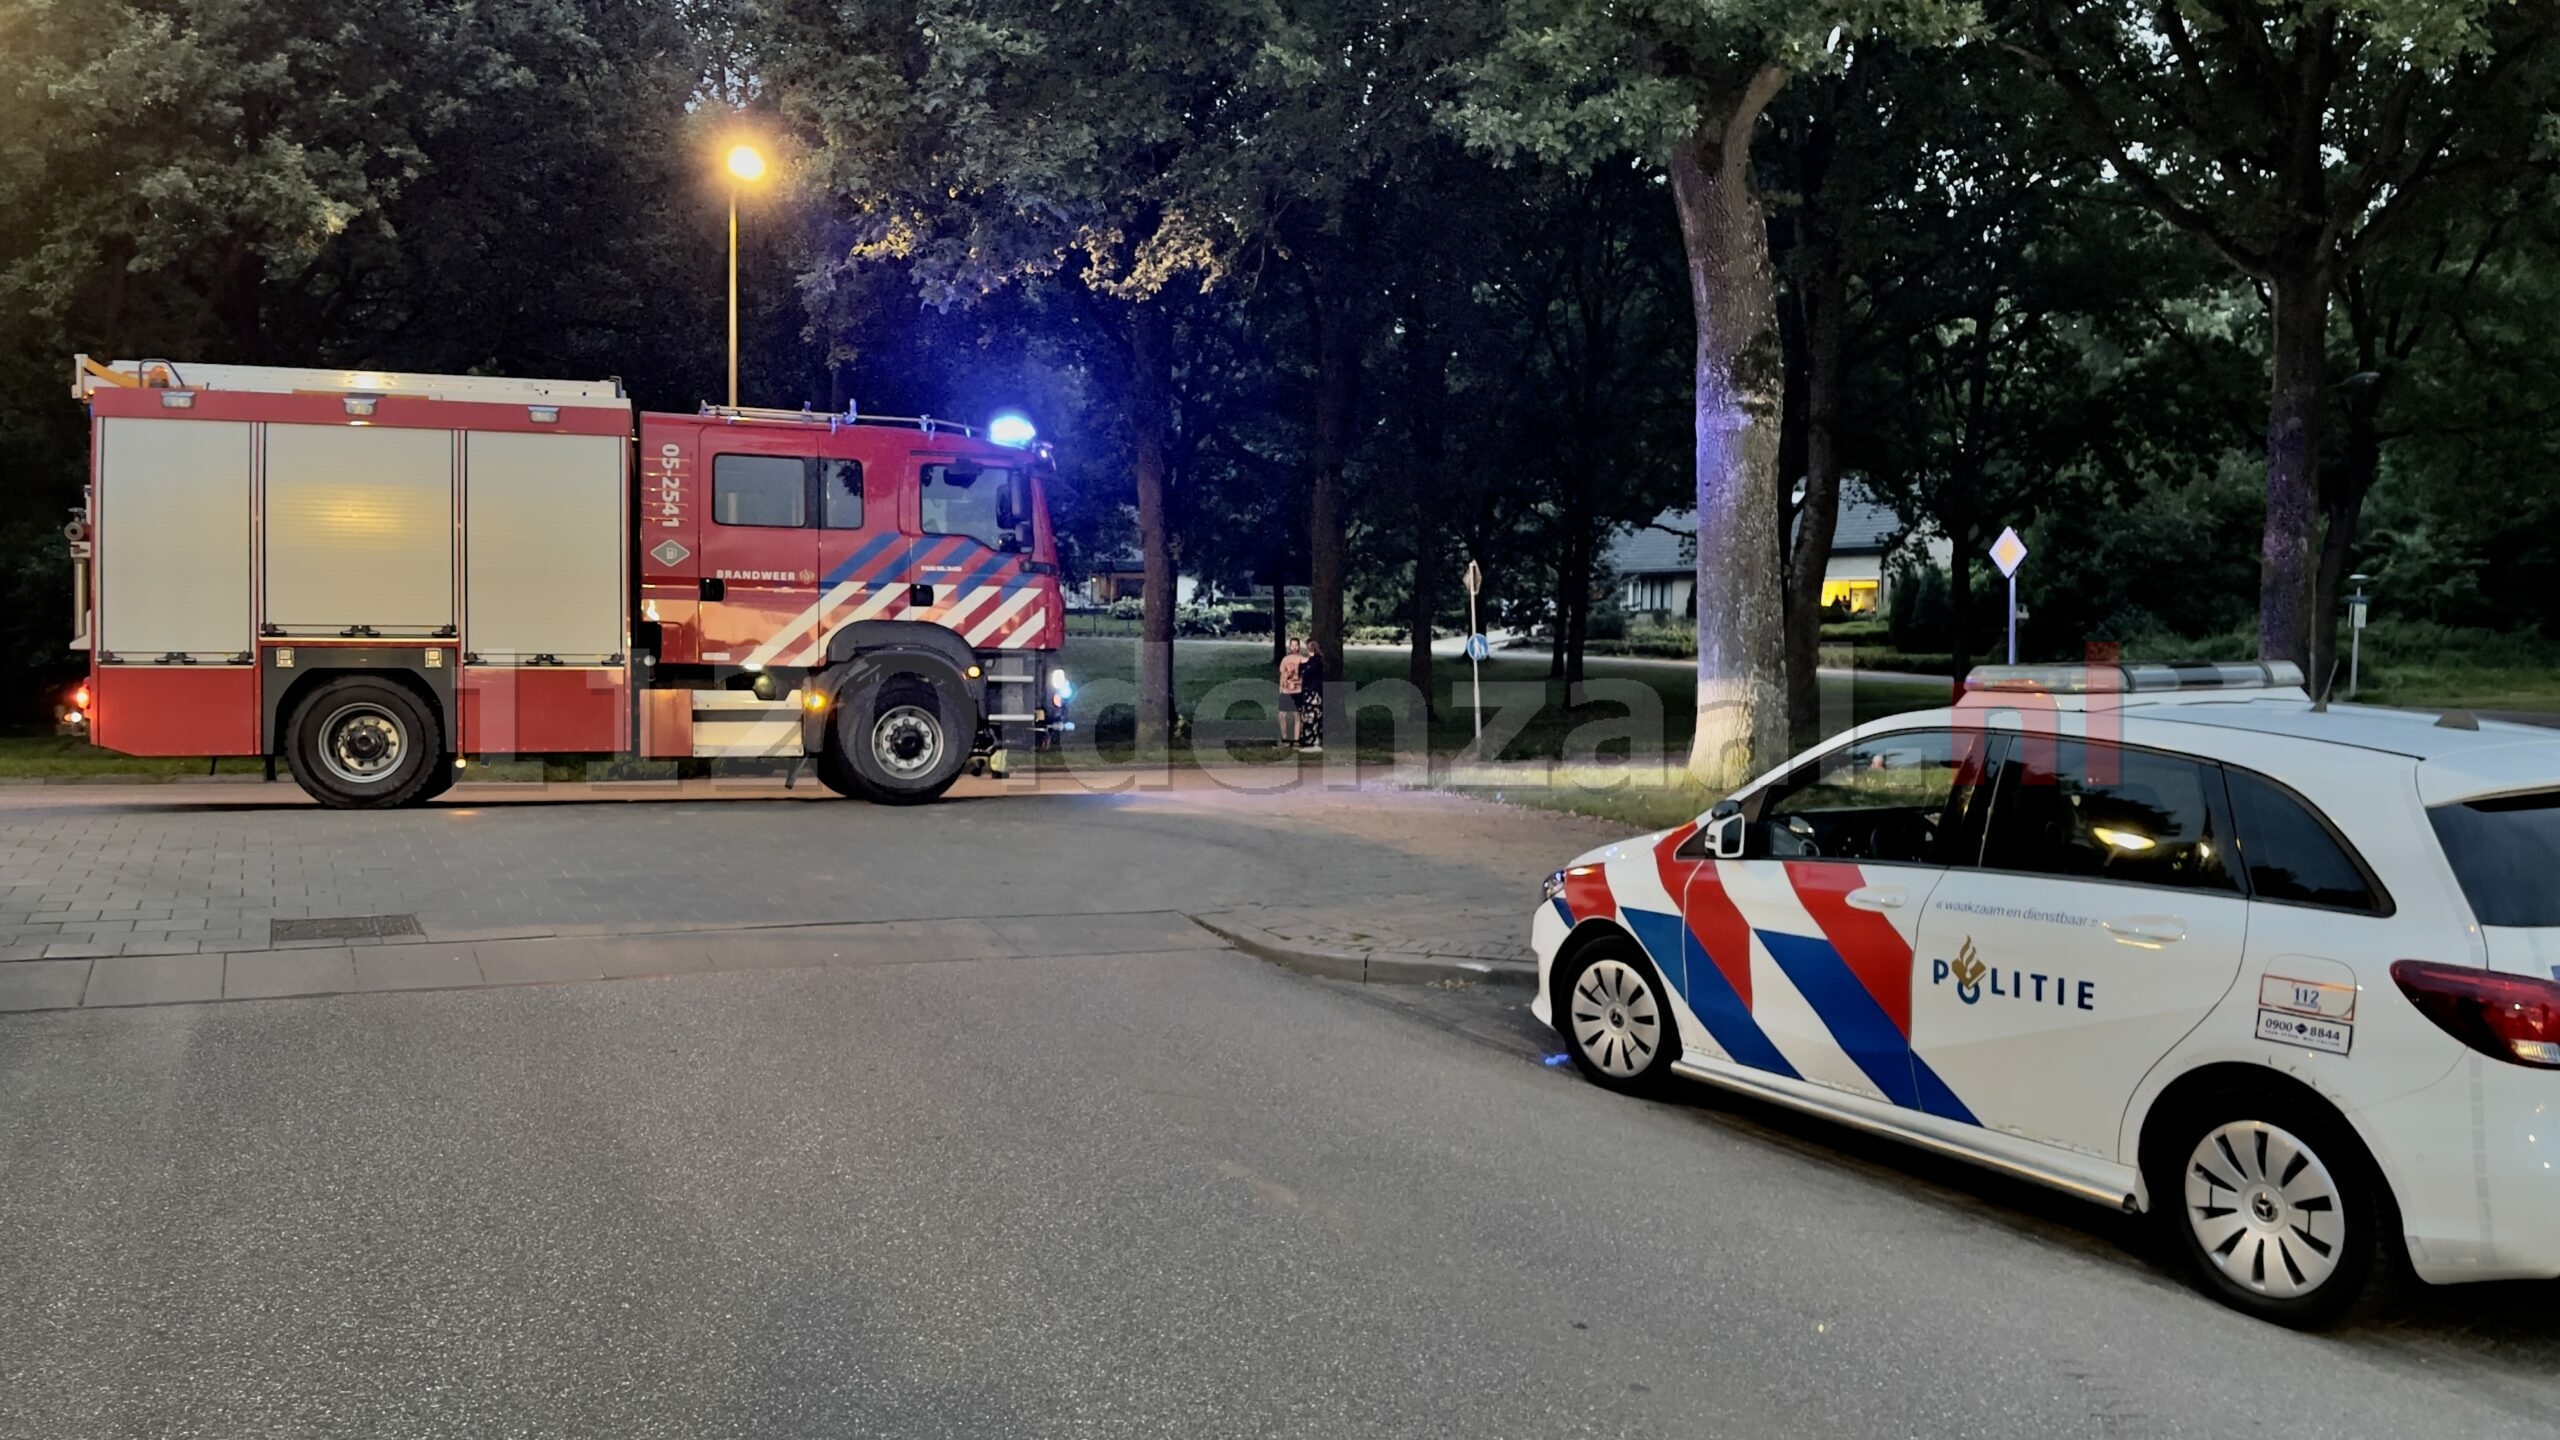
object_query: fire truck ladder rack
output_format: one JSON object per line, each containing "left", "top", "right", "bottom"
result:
{"left": 71, "top": 354, "right": 627, "bottom": 407}
{"left": 699, "top": 403, "right": 981, "bottom": 439}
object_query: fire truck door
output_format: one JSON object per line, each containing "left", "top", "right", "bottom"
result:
{"left": 812, "top": 457, "right": 901, "bottom": 651}
{"left": 699, "top": 447, "right": 821, "bottom": 670}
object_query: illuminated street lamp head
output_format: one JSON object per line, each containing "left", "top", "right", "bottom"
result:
{"left": 726, "top": 144, "right": 768, "bottom": 183}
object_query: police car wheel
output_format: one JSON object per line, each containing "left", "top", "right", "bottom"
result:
{"left": 2157, "top": 1091, "right": 2403, "bottom": 1328}
{"left": 287, "top": 677, "right": 439, "bottom": 810}
{"left": 843, "top": 676, "right": 962, "bottom": 805}
{"left": 1558, "top": 938, "right": 1681, "bottom": 1094}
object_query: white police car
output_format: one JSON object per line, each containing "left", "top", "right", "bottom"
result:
{"left": 1531, "top": 662, "right": 2560, "bottom": 1327}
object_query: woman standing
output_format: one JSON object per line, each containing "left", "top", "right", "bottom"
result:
{"left": 1297, "top": 640, "right": 1327, "bottom": 752}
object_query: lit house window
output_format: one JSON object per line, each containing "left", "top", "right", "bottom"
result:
{"left": 1821, "top": 578, "right": 1881, "bottom": 613}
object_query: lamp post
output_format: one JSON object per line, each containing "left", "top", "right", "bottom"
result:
{"left": 2347, "top": 572, "right": 2373, "bottom": 699}
{"left": 724, "top": 144, "right": 768, "bottom": 409}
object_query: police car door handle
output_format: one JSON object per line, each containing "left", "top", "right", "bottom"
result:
{"left": 2102, "top": 916, "right": 2187, "bottom": 945}
{"left": 1845, "top": 885, "right": 1907, "bottom": 911}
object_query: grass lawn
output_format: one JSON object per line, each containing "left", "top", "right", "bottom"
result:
{"left": 1057, "top": 636, "right": 1947, "bottom": 760}
{"left": 1052, "top": 637, "right": 1948, "bottom": 828}
{"left": 0, "top": 734, "right": 242, "bottom": 779}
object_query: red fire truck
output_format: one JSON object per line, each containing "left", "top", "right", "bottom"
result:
{"left": 65, "top": 356, "right": 1071, "bottom": 808}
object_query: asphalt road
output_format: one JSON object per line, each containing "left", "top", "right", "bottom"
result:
{"left": 8, "top": 935, "right": 2560, "bottom": 1438}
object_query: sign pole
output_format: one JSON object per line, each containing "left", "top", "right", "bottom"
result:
{"left": 1463, "top": 559, "right": 1484, "bottom": 747}
{"left": 2006, "top": 572, "right": 2017, "bottom": 665}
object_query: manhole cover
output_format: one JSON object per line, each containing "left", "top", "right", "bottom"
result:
{"left": 271, "top": 914, "right": 425, "bottom": 942}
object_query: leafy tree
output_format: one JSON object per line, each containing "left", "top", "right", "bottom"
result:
{"left": 2005, "top": 0, "right": 2557, "bottom": 671}
{"left": 1452, "top": 0, "right": 1970, "bottom": 779}
{"left": 767, "top": 0, "right": 1263, "bottom": 750}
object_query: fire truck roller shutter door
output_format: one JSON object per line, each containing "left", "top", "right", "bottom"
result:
{"left": 463, "top": 431, "right": 624, "bottom": 663}
{"left": 96, "top": 417, "right": 253, "bottom": 662}
{"left": 264, "top": 423, "right": 455, "bottom": 636}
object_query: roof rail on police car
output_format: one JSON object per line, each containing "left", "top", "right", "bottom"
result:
{"left": 1964, "top": 661, "right": 2306, "bottom": 695}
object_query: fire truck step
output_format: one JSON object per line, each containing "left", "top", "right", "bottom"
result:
{"left": 689, "top": 690, "right": 808, "bottom": 759}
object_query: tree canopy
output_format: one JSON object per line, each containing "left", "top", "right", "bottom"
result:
{"left": 3, "top": 0, "right": 2556, "bottom": 757}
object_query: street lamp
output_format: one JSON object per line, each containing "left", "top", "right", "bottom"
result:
{"left": 724, "top": 144, "right": 770, "bottom": 408}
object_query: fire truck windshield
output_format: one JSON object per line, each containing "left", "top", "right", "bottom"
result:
{"left": 921, "top": 463, "right": 1032, "bottom": 553}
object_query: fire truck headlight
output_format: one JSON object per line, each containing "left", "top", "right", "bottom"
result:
{"left": 1048, "top": 668, "right": 1071, "bottom": 705}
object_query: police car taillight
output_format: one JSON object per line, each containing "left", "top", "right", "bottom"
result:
{"left": 1964, "top": 661, "right": 2305, "bottom": 695}
{"left": 2390, "top": 960, "right": 2560, "bottom": 1069}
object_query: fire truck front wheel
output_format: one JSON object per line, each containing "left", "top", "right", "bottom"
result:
{"left": 287, "top": 676, "right": 442, "bottom": 809}
{"left": 841, "top": 675, "right": 964, "bottom": 804}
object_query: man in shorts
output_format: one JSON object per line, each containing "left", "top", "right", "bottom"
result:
{"left": 1277, "top": 638, "right": 1305, "bottom": 746}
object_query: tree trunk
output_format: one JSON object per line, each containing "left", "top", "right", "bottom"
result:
{"left": 1669, "top": 69, "right": 1791, "bottom": 783}
{"left": 1270, "top": 540, "right": 1288, "bottom": 672}
{"left": 2311, "top": 274, "right": 2389, "bottom": 702}
{"left": 1783, "top": 251, "right": 1848, "bottom": 749}
{"left": 1947, "top": 521, "right": 1974, "bottom": 683}
{"left": 1565, "top": 526, "right": 1591, "bottom": 705}
{"left": 2312, "top": 378, "right": 2381, "bottom": 701}
{"left": 1130, "top": 303, "right": 1176, "bottom": 753}
{"left": 1408, "top": 540, "right": 1439, "bottom": 724}
{"left": 1549, "top": 541, "right": 1568, "bottom": 680}
{"left": 2260, "top": 265, "right": 2329, "bottom": 671}
{"left": 1407, "top": 311, "right": 1447, "bottom": 723}
{"left": 1308, "top": 283, "right": 1358, "bottom": 666}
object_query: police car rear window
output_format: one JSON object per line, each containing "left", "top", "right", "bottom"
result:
{"left": 2429, "top": 792, "right": 2560, "bottom": 928}
{"left": 2224, "top": 769, "right": 2390, "bottom": 915}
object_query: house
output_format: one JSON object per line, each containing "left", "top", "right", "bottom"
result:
{"left": 1606, "top": 479, "right": 1946, "bottom": 622}
{"left": 1079, "top": 554, "right": 1200, "bottom": 607}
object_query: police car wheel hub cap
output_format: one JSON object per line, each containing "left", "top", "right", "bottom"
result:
{"left": 2182, "top": 1120, "right": 2345, "bottom": 1299}
{"left": 318, "top": 703, "right": 405, "bottom": 786}
{"left": 1571, "top": 959, "right": 1660, "bottom": 1079}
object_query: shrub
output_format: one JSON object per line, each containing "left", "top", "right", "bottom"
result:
{"left": 1620, "top": 622, "right": 1695, "bottom": 657}
{"left": 1887, "top": 560, "right": 1952, "bottom": 652}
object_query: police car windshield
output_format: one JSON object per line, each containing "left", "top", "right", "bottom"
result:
{"left": 2428, "top": 791, "right": 2560, "bottom": 928}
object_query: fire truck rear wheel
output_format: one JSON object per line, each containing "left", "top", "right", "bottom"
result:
{"left": 843, "top": 675, "right": 963, "bottom": 805}
{"left": 288, "top": 677, "right": 440, "bottom": 809}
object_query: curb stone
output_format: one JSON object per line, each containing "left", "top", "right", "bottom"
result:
{"left": 1189, "top": 912, "right": 1535, "bottom": 993}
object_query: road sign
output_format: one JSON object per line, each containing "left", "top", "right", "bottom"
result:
{"left": 1463, "top": 559, "right": 1482, "bottom": 597}
{"left": 1466, "top": 633, "right": 1489, "bottom": 661}
{"left": 1988, "top": 526, "right": 2028, "bottom": 579}
{"left": 1989, "top": 526, "right": 2029, "bottom": 664}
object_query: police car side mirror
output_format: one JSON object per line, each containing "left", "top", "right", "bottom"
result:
{"left": 1705, "top": 799, "right": 1745, "bottom": 860}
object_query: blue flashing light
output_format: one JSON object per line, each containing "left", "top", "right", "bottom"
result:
{"left": 988, "top": 411, "right": 1038, "bottom": 448}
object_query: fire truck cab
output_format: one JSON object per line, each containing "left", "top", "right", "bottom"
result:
{"left": 67, "top": 356, "right": 1069, "bottom": 808}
